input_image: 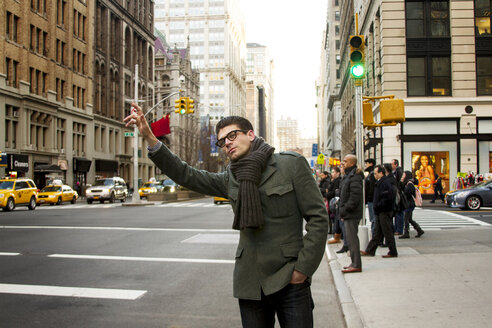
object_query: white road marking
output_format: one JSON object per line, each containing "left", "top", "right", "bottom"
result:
{"left": 0, "top": 252, "right": 20, "bottom": 256}
{"left": 48, "top": 253, "right": 235, "bottom": 264}
{"left": 0, "top": 225, "right": 234, "bottom": 232}
{"left": 0, "top": 283, "right": 146, "bottom": 300}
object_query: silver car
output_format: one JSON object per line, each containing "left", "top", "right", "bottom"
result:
{"left": 445, "top": 180, "right": 492, "bottom": 210}
{"left": 86, "top": 177, "right": 128, "bottom": 204}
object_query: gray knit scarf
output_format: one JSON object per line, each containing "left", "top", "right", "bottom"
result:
{"left": 230, "top": 137, "right": 275, "bottom": 230}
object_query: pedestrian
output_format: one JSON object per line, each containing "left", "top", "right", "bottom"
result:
{"left": 361, "top": 164, "right": 398, "bottom": 258}
{"left": 364, "top": 158, "right": 377, "bottom": 236}
{"left": 430, "top": 173, "right": 445, "bottom": 203}
{"left": 400, "top": 171, "right": 425, "bottom": 238}
{"left": 319, "top": 171, "right": 331, "bottom": 232}
{"left": 391, "top": 159, "right": 404, "bottom": 235}
{"left": 327, "top": 167, "right": 343, "bottom": 244}
{"left": 124, "top": 104, "right": 328, "bottom": 328}
{"left": 339, "top": 154, "right": 364, "bottom": 273}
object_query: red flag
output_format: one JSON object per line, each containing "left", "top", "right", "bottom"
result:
{"left": 151, "top": 114, "right": 171, "bottom": 137}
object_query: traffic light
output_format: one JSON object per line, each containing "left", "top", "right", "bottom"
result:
{"left": 362, "top": 101, "right": 375, "bottom": 127}
{"left": 174, "top": 97, "right": 186, "bottom": 114}
{"left": 349, "top": 35, "right": 365, "bottom": 79}
{"left": 186, "top": 97, "right": 195, "bottom": 114}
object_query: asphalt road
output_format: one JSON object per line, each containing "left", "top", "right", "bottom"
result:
{"left": 0, "top": 198, "right": 345, "bottom": 328}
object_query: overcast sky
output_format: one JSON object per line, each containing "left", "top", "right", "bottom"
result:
{"left": 241, "top": 0, "right": 328, "bottom": 138}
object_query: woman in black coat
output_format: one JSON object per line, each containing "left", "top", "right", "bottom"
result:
{"left": 400, "top": 171, "right": 424, "bottom": 239}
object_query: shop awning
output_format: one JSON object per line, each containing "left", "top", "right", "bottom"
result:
{"left": 74, "top": 158, "right": 92, "bottom": 172}
{"left": 34, "top": 164, "right": 62, "bottom": 173}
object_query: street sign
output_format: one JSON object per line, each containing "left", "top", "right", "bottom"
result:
{"left": 124, "top": 132, "right": 134, "bottom": 137}
{"left": 312, "top": 144, "right": 318, "bottom": 157}
{"left": 316, "top": 153, "right": 325, "bottom": 165}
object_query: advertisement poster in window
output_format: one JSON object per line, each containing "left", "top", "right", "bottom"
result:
{"left": 411, "top": 152, "right": 449, "bottom": 195}
{"left": 489, "top": 152, "right": 492, "bottom": 173}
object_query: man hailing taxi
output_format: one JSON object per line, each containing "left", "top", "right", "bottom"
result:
{"left": 124, "top": 104, "right": 328, "bottom": 328}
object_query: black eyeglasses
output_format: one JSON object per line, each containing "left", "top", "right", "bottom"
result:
{"left": 215, "top": 129, "right": 248, "bottom": 148}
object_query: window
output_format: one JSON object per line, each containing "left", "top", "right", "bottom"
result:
{"left": 407, "top": 56, "right": 451, "bottom": 96}
{"left": 5, "top": 58, "right": 19, "bottom": 88}
{"left": 405, "top": 1, "right": 450, "bottom": 38}
{"left": 475, "top": 0, "right": 491, "bottom": 36}
{"left": 6, "top": 12, "right": 20, "bottom": 42}
{"left": 477, "top": 56, "right": 492, "bottom": 95}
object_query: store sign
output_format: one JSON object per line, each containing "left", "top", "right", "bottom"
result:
{"left": 0, "top": 152, "right": 7, "bottom": 167}
{"left": 412, "top": 151, "right": 449, "bottom": 195}
{"left": 8, "top": 154, "right": 29, "bottom": 172}
{"left": 58, "top": 159, "right": 68, "bottom": 170}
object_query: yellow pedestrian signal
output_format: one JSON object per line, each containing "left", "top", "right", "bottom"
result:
{"left": 349, "top": 35, "right": 365, "bottom": 79}
{"left": 363, "top": 101, "right": 374, "bottom": 126}
{"left": 380, "top": 99, "right": 405, "bottom": 124}
{"left": 174, "top": 98, "right": 181, "bottom": 114}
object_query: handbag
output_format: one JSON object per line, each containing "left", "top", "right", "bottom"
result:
{"left": 329, "top": 196, "right": 339, "bottom": 214}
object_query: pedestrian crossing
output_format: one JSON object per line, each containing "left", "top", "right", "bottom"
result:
{"left": 363, "top": 207, "right": 490, "bottom": 231}
{"left": 35, "top": 201, "right": 230, "bottom": 211}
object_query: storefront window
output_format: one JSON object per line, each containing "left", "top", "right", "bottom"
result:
{"left": 475, "top": 0, "right": 491, "bottom": 36}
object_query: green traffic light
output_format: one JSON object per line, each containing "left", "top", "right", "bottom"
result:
{"left": 180, "top": 108, "right": 186, "bottom": 114}
{"left": 351, "top": 64, "right": 364, "bottom": 78}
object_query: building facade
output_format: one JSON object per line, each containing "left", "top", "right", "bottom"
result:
{"left": 336, "top": 0, "right": 492, "bottom": 195}
{"left": 154, "top": 31, "right": 201, "bottom": 173}
{"left": 154, "top": 0, "right": 246, "bottom": 128}
{"left": 276, "top": 117, "right": 300, "bottom": 152}
{"left": 245, "top": 43, "right": 275, "bottom": 144}
{"left": 1, "top": 0, "right": 94, "bottom": 189}
{"left": 1, "top": 0, "right": 157, "bottom": 190}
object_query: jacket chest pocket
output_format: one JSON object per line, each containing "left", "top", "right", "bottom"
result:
{"left": 263, "top": 183, "right": 296, "bottom": 218}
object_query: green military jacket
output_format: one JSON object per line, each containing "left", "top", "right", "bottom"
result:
{"left": 148, "top": 144, "right": 328, "bottom": 300}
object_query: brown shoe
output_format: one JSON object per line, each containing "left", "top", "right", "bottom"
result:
{"left": 382, "top": 254, "right": 398, "bottom": 258}
{"left": 328, "top": 233, "right": 342, "bottom": 244}
{"left": 342, "top": 267, "right": 362, "bottom": 273}
{"left": 360, "top": 250, "right": 374, "bottom": 256}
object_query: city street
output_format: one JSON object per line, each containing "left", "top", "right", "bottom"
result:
{"left": 0, "top": 198, "right": 343, "bottom": 328}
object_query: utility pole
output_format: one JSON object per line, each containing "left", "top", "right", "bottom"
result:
{"left": 132, "top": 65, "right": 139, "bottom": 203}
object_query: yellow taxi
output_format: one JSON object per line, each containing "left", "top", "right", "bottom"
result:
{"left": 37, "top": 185, "right": 78, "bottom": 206}
{"left": 213, "top": 196, "right": 230, "bottom": 205}
{"left": 138, "top": 182, "right": 158, "bottom": 199}
{"left": 0, "top": 177, "right": 38, "bottom": 211}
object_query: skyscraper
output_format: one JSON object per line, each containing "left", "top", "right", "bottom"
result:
{"left": 154, "top": 0, "right": 246, "bottom": 126}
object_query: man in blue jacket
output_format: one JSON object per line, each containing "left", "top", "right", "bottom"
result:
{"left": 361, "top": 164, "right": 398, "bottom": 258}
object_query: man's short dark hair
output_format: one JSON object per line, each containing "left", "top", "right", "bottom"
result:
{"left": 383, "top": 163, "right": 393, "bottom": 175}
{"left": 392, "top": 159, "right": 399, "bottom": 166}
{"left": 215, "top": 116, "right": 254, "bottom": 135}
{"left": 323, "top": 171, "right": 329, "bottom": 176}
{"left": 364, "top": 158, "right": 376, "bottom": 166}
{"left": 374, "top": 165, "right": 384, "bottom": 174}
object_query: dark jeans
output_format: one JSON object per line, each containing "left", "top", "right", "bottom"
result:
{"left": 393, "top": 210, "right": 404, "bottom": 234}
{"left": 432, "top": 189, "right": 444, "bottom": 202}
{"left": 366, "top": 211, "right": 398, "bottom": 256}
{"left": 367, "top": 202, "right": 375, "bottom": 236}
{"left": 239, "top": 282, "right": 314, "bottom": 328}
{"left": 343, "top": 218, "right": 361, "bottom": 268}
{"left": 403, "top": 208, "right": 423, "bottom": 234}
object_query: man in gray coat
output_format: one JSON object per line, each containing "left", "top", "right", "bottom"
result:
{"left": 124, "top": 105, "right": 328, "bottom": 328}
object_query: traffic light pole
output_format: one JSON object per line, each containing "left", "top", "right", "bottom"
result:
{"left": 132, "top": 64, "right": 139, "bottom": 203}
{"left": 355, "top": 82, "right": 366, "bottom": 226}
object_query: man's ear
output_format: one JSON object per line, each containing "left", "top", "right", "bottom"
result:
{"left": 247, "top": 130, "right": 256, "bottom": 141}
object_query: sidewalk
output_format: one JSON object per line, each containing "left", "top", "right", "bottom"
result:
{"left": 326, "top": 211, "right": 492, "bottom": 328}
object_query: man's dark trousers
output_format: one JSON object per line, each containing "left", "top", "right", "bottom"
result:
{"left": 366, "top": 211, "right": 398, "bottom": 256}
{"left": 239, "top": 282, "right": 314, "bottom": 328}
{"left": 344, "top": 218, "right": 362, "bottom": 268}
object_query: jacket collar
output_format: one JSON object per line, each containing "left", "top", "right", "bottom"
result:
{"left": 260, "top": 154, "right": 277, "bottom": 186}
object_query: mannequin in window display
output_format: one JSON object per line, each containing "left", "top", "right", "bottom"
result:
{"left": 414, "top": 155, "right": 435, "bottom": 195}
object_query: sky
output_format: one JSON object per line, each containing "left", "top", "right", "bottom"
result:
{"left": 240, "top": 0, "right": 328, "bottom": 138}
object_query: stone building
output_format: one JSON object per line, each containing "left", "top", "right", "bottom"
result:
{"left": 1, "top": 0, "right": 94, "bottom": 189}
{"left": 0, "top": 0, "right": 157, "bottom": 191}
{"left": 154, "top": 31, "right": 200, "bottom": 174}
{"left": 335, "top": 0, "right": 492, "bottom": 195}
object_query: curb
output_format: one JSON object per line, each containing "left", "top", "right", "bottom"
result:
{"left": 326, "top": 244, "right": 365, "bottom": 328}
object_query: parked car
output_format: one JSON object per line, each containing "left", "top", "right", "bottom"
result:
{"left": 161, "top": 179, "right": 179, "bottom": 193}
{"left": 0, "top": 177, "right": 38, "bottom": 211}
{"left": 138, "top": 182, "right": 158, "bottom": 199}
{"left": 213, "top": 196, "right": 229, "bottom": 205}
{"left": 85, "top": 177, "right": 128, "bottom": 204}
{"left": 37, "top": 185, "right": 78, "bottom": 205}
{"left": 446, "top": 180, "right": 492, "bottom": 210}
